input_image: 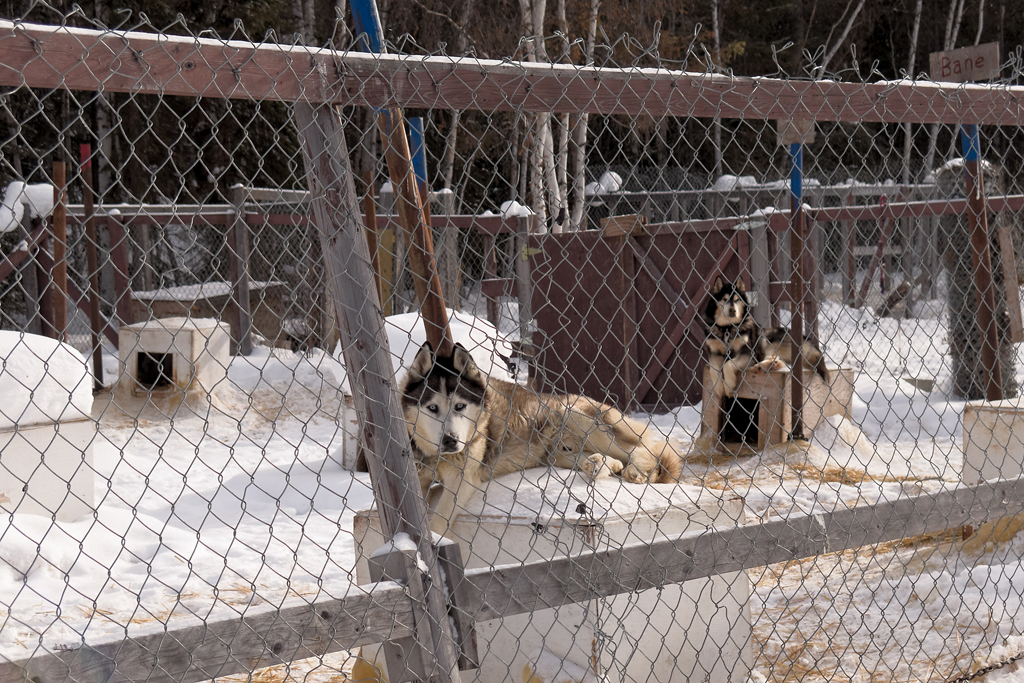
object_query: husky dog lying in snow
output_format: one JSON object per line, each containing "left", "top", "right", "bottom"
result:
{"left": 703, "top": 276, "right": 829, "bottom": 398}
{"left": 400, "top": 342, "right": 682, "bottom": 536}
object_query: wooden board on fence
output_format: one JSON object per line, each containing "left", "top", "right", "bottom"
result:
{"left": 777, "top": 119, "right": 815, "bottom": 146}
{"left": 378, "top": 227, "right": 396, "bottom": 316}
{"left": 601, "top": 213, "right": 647, "bottom": 238}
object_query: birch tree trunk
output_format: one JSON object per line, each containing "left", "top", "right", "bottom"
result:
{"left": 554, "top": 0, "right": 569, "bottom": 208}
{"left": 520, "top": 0, "right": 564, "bottom": 232}
{"left": 711, "top": 0, "right": 723, "bottom": 180}
{"left": 813, "top": 0, "right": 867, "bottom": 78}
{"left": 441, "top": 0, "right": 476, "bottom": 200}
{"left": 901, "top": 0, "right": 923, "bottom": 186}
{"left": 334, "top": 0, "right": 350, "bottom": 45}
{"left": 569, "top": 0, "right": 600, "bottom": 231}
{"left": 924, "top": 0, "right": 966, "bottom": 174}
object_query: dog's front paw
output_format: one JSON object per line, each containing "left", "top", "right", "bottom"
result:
{"left": 759, "top": 357, "right": 788, "bottom": 372}
{"left": 621, "top": 462, "right": 656, "bottom": 484}
{"left": 580, "top": 453, "right": 622, "bottom": 479}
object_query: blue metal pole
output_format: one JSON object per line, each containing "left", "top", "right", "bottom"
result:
{"left": 409, "top": 116, "right": 428, "bottom": 186}
{"left": 789, "top": 141, "right": 806, "bottom": 438}
{"left": 350, "top": 0, "right": 384, "bottom": 53}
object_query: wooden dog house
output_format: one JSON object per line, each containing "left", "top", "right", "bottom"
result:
{"left": 701, "top": 364, "right": 855, "bottom": 451}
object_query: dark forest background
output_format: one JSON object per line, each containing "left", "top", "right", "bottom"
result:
{"left": 0, "top": 0, "right": 1021, "bottom": 216}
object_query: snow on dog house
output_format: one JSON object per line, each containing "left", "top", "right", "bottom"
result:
{"left": 114, "top": 317, "right": 230, "bottom": 414}
{"left": 0, "top": 332, "right": 95, "bottom": 521}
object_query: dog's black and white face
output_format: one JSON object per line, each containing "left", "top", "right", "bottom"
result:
{"left": 401, "top": 342, "right": 487, "bottom": 458}
{"left": 704, "top": 276, "right": 749, "bottom": 327}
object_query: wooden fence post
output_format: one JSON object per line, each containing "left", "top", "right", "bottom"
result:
{"left": 961, "top": 124, "right": 1003, "bottom": 401}
{"left": 750, "top": 216, "right": 771, "bottom": 328}
{"left": 230, "top": 184, "right": 254, "bottom": 356}
{"left": 515, "top": 215, "right": 534, "bottom": 363}
{"left": 19, "top": 212, "right": 41, "bottom": 336}
{"left": 106, "top": 211, "right": 133, "bottom": 326}
{"left": 788, "top": 142, "right": 806, "bottom": 439}
{"left": 81, "top": 144, "right": 104, "bottom": 391}
{"left": 52, "top": 160, "right": 67, "bottom": 341}
{"left": 294, "top": 101, "right": 463, "bottom": 683}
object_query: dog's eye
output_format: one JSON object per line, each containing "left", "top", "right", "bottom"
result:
{"left": 454, "top": 403, "right": 466, "bottom": 412}
{"left": 427, "top": 404, "right": 440, "bottom": 413}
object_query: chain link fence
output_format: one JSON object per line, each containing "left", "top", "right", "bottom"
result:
{"left": 1, "top": 6, "right": 1024, "bottom": 683}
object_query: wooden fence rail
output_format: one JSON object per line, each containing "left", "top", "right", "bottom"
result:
{"left": 1, "top": 21, "right": 1022, "bottom": 126}
{"left": 7, "top": 474, "right": 1024, "bottom": 683}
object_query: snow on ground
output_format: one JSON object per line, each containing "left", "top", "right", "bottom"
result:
{"left": 4, "top": 293, "right": 1024, "bottom": 681}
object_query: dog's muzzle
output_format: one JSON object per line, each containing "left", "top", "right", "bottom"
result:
{"left": 440, "top": 434, "right": 461, "bottom": 453}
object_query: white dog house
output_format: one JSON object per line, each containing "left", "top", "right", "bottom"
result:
{"left": 353, "top": 472, "right": 751, "bottom": 683}
{"left": 114, "top": 317, "right": 230, "bottom": 413}
{"left": 0, "top": 332, "right": 95, "bottom": 521}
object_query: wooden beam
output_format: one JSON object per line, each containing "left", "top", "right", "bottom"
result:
{"left": 34, "top": 246, "right": 120, "bottom": 347}
{"left": 51, "top": 160, "right": 67, "bottom": 341}
{"left": 460, "top": 475, "right": 1024, "bottom": 623}
{"left": 2, "top": 21, "right": 1023, "bottom": 126}
{"left": 11, "top": 473, "right": 1024, "bottom": 683}
{"left": 810, "top": 194, "right": 1024, "bottom": 222}
{"left": 81, "top": 143, "right": 105, "bottom": 390}
{"left": 1, "top": 582, "right": 414, "bottom": 683}
{"left": 293, "top": 101, "right": 462, "bottom": 682}
{"left": 0, "top": 222, "right": 48, "bottom": 282}
{"left": 962, "top": 126, "right": 1003, "bottom": 401}
{"left": 106, "top": 215, "right": 133, "bottom": 326}
{"left": 229, "top": 185, "right": 254, "bottom": 356}
{"left": 374, "top": 107, "right": 454, "bottom": 356}
{"left": 997, "top": 220, "right": 1024, "bottom": 343}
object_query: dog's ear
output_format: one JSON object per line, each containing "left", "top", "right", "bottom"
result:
{"left": 734, "top": 277, "right": 746, "bottom": 293}
{"left": 712, "top": 276, "right": 725, "bottom": 294}
{"left": 408, "top": 341, "right": 434, "bottom": 380}
{"left": 452, "top": 343, "right": 486, "bottom": 384}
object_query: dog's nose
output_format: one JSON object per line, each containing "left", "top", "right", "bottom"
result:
{"left": 441, "top": 434, "right": 459, "bottom": 451}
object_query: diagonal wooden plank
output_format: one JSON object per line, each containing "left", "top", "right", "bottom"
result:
{"left": 632, "top": 233, "right": 740, "bottom": 404}
{"left": 0, "top": 222, "right": 47, "bottom": 282}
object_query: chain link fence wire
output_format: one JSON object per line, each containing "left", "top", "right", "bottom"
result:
{"left": 1, "top": 6, "right": 1024, "bottom": 683}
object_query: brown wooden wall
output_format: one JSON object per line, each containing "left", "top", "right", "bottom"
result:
{"left": 530, "top": 227, "right": 745, "bottom": 412}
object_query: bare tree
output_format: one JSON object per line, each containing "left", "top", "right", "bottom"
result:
{"left": 902, "top": 0, "right": 923, "bottom": 185}
{"left": 293, "top": 0, "right": 314, "bottom": 42}
{"left": 974, "top": 0, "right": 986, "bottom": 45}
{"left": 519, "top": 0, "right": 565, "bottom": 232}
{"left": 923, "top": 0, "right": 967, "bottom": 175}
{"left": 811, "top": 0, "right": 867, "bottom": 78}
{"left": 440, "top": 0, "right": 476, "bottom": 199}
{"left": 568, "top": 0, "right": 600, "bottom": 231}
{"left": 711, "top": 0, "right": 723, "bottom": 180}
{"left": 334, "top": 0, "right": 350, "bottom": 45}
{"left": 554, "top": 0, "right": 570, "bottom": 206}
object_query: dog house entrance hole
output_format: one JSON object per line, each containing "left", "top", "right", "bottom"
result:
{"left": 720, "top": 396, "right": 759, "bottom": 445}
{"left": 137, "top": 352, "right": 174, "bottom": 390}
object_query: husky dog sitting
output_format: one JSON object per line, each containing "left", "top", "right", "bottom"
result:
{"left": 702, "top": 276, "right": 829, "bottom": 398}
{"left": 400, "top": 342, "right": 682, "bottom": 536}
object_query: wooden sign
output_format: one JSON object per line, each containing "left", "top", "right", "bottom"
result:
{"left": 929, "top": 42, "right": 1000, "bottom": 83}
{"left": 777, "top": 119, "right": 815, "bottom": 147}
